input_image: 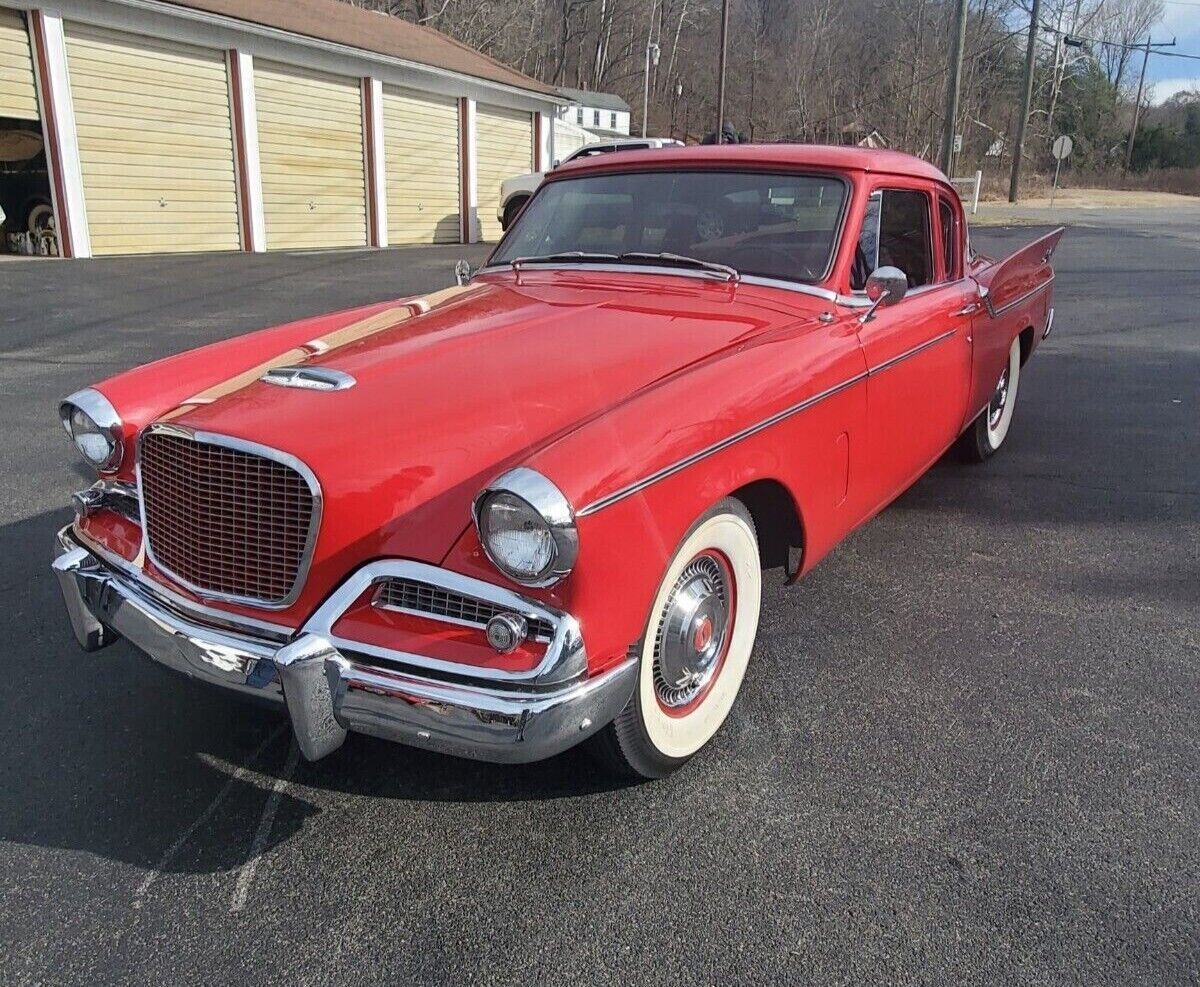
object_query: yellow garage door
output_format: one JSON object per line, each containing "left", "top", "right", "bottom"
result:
{"left": 476, "top": 104, "right": 532, "bottom": 241}
{"left": 255, "top": 62, "right": 366, "bottom": 250}
{"left": 382, "top": 86, "right": 459, "bottom": 245}
{"left": 65, "top": 23, "right": 241, "bottom": 255}
{"left": 0, "top": 9, "right": 39, "bottom": 121}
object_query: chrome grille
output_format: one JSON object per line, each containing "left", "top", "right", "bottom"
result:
{"left": 373, "top": 578, "right": 555, "bottom": 642}
{"left": 139, "top": 428, "right": 318, "bottom": 607}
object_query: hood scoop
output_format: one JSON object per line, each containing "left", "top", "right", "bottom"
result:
{"left": 261, "top": 366, "right": 356, "bottom": 392}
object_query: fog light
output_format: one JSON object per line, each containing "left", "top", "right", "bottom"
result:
{"left": 486, "top": 613, "right": 528, "bottom": 654}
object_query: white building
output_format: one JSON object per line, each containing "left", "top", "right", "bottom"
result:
{"left": 556, "top": 87, "right": 631, "bottom": 138}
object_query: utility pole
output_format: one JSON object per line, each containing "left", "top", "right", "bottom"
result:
{"left": 1009, "top": 0, "right": 1041, "bottom": 202}
{"left": 940, "top": 0, "right": 969, "bottom": 174}
{"left": 715, "top": 0, "right": 730, "bottom": 141}
{"left": 1123, "top": 35, "right": 1151, "bottom": 177}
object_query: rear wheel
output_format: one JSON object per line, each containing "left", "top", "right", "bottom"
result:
{"left": 589, "top": 498, "right": 762, "bottom": 779}
{"left": 959, "top": 336, "right": 1022, "bottom": 462}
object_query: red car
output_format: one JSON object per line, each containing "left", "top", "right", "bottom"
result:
{"left": 54, "top": 146, "right": 1060, "bottom": 779}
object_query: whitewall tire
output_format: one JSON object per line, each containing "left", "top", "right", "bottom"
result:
{"left": 589, "top": 498, "right": 762, "bottom": 779}
{"left": 961, "top": 335, "right": 1022, "bottom": 461}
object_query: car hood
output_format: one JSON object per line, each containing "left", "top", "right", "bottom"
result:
{"left": 157, "top": 271, "right": 820, "bottom": 618}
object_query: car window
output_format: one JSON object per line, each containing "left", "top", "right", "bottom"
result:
{"left": 939, "top": 197, "right": 959, "bottom": 280}
{"left": 851, "top": 188, "right": 934, "bottom": 290}
{"left": 492, "top": 170, "right": 847, "bottom": 284}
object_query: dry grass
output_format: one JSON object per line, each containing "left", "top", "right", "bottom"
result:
{"left": 1077, "top": 167, "right": 1200, "bottom": 198}
{"left": 977, "top": 169, "right": 1052, "bottom": 202}
{"left": 975, "top": 166, "right": 1200, "bottom": 201}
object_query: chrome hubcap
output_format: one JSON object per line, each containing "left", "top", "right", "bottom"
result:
{"left": 988, "top": 366, "right": 1010, "bottom": 431}
{"left": 653, "top": 553, "right": 731, "bottom": 710}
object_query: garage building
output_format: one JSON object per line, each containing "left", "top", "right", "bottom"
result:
{"left": 0, "top": 0, "right": 563, "bottom": 257}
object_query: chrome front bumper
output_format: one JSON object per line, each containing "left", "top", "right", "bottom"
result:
{"left": 52, "top": 527, "right": 636, "bottom": 763}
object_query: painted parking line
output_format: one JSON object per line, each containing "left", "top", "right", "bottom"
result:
{"left": 229, "top": 739, "right": 301, "bottom": 914}
{"left": 134, "top": 721, "right": 287, "bottom": 904}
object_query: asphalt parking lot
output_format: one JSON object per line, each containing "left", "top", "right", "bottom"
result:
{"left": 2, "top": 220, "right": 1197, "bottom": 985}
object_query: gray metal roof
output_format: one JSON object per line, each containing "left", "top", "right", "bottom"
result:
{"left": 557, "top": 87, "right": 632, "bottom": 113}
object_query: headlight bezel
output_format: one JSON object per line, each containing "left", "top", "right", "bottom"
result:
{"left": 472, "top": 467, "right": 578, "bottom": 588}
{"left": 59, "top": 388, "right": 124, "bottom": 473}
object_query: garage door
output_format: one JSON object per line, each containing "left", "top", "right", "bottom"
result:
{"left": 255, "top": 61, "right": 366, "bottom": 250}
{"left": 0, "top": 9, "right": 38, "bottom": 121}
{"left": 476, "top": 104, "right": 532, "bottom": 241}
{"left": 382, "top": 86, "right": 459, "bottom": 245}
{"left": 65, "top": 24, "right": 241, "bottom": 255}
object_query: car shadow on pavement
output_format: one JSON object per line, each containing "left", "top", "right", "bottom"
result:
{"left": 0, "top": 508, "right": 632, "bottom": 881}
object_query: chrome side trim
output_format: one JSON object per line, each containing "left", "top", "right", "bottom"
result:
{"left": 868, "top": 329, "right": 957, "bottom": 376}
{"left": 1043, "top": 306, "right": 1055, "bottom": 339}
{"left": 136, "top": 423, "right": 323, "bottom": 611}
{"left": 578, "top": 328, "right": 961, "bottom": 517}
{"left": 303, "top": 558, "right": 587, "bottom": 687}
{"left": 985, "top": 273, "right": 1055, "bottom": 319}
{"left": 578, "top": 371, "right": 868, "bottom": 517}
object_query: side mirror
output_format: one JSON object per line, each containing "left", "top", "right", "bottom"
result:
{"left": 454, "top": 259, "right": 473, "bottom": 286}
{"left": 860, "top": 266, "right": 908, "bottom": 323}
{"left": 551, "top": 158, "right": 561, "bottom": 168}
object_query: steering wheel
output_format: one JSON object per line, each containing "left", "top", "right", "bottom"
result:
{"left": 725, "top": 243, "right": 816, "bottom": 281}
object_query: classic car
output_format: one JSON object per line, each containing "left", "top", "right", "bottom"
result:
{"left": 53, "top": 145, "right": 1061, "bottom": 779}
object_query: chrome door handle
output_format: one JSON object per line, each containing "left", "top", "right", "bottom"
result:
{"left": 952, "top": 302, "right": 980, "bottom": 316}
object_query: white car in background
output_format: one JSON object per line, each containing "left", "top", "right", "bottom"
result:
{"left": 497, "top": 137, "right": 683, "bottom": 231}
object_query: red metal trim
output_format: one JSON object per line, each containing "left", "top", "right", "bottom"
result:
{"left": 458, "top": 97, "right": 470, "bottom": 243}
{"left": 361, "top": 78, "right": 379, "bottom": 247}
{"left": 28, "top": 11, "right": 73, "bottom": 258}
{"left": 227, "top": 50, "right": 254, "bottom": 252}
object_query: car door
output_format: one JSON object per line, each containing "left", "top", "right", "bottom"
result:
{"left": 852, "top": 184, "right": 976, "bottom": 514}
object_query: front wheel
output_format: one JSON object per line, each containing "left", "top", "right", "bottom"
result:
{"left": 959, "top": 335, "right": 1022, "bottom": 462}
{"left": 589, "top": 498, "right": 762, "bottom": 779}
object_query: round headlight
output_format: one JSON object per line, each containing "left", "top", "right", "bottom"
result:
{"left": 474, "top": 468, "right": 578, "bottom": 587}
{"left": 59, "top": 389, "right": 123, "bottom": 472}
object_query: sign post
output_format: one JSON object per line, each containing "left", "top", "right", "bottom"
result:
{"left": 1051, "top": 135, "right": 1073, "bottom": 207}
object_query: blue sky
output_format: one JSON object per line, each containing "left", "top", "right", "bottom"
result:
{"left": 1148, "top": 0, "right": 1200, "bottom": 102}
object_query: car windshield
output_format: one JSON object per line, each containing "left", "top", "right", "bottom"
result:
{"left": 491, "top": 170, "right": 846, "bottom": 284}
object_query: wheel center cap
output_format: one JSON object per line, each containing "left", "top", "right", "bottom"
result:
{"left": 653, "top": 553, "right": 732, "bottom": 709}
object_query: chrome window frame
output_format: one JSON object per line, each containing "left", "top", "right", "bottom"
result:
{"left": 135, "top": 423, "right": 323, "bottom": 611}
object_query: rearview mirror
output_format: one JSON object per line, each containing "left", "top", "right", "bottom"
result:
{"left": 860, "top": 266, "right": 908, "bottom": 323}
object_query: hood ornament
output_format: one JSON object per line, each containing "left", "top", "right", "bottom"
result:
{"left": 261, "top": 366, "right": 355, "bottom": 392}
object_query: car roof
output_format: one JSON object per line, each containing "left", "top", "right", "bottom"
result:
{"left": 551, "top": 143, "right": 949, "bottom": 183}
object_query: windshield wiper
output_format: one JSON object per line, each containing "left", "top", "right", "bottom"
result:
{"left": 510, "top": 251, "right": 618, "bottom": 270}
{"left": 618, "top": 251, "right": 740, "bottom": 282}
